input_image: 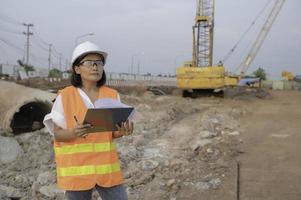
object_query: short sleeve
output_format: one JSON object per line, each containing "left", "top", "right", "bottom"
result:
{"left": 43, "top": 94, "right": 66, "bottom": 136}
{"left": 117, "top": 93, "right": 121, "bottom": 102}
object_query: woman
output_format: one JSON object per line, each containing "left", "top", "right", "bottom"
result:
{"left": 43, "top": 41, "right": 133, "bottom": 200}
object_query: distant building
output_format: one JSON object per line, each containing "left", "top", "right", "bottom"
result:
{"left": 0, "top": 64, "right": 19, "bottom": 77}
{"left": 27, "top": 71, "right": 37, "bottom": 78}
{"left": 62, "top": 72, "right": 70, "bottom": 79}
{"left": 35, "top": 68, "right": 49, "bottom": 78}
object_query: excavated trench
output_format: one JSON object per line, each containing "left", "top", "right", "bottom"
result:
{"left": 0, "top": 80, "right": 55, "bottom": 135}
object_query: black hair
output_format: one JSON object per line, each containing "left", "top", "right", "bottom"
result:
{"left": 70, "top": 53, "right": 106, "bottom": 87}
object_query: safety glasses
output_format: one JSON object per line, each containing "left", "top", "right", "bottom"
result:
{"left": 79, "top": 60, "right": 104, "bottom": 67}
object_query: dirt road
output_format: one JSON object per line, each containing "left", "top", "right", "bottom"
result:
{"left": 238, "top": 91, "right": 301, "bottom": 200}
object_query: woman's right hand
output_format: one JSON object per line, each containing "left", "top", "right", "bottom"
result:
{"left": 53, "top": 123, "right": 92, "bottom": 142}
{"left": 72, "top": 123, "right": 92, "bottom": 138}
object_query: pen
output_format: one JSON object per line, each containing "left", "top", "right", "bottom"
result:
{"left": 73, "top": 115, "right": 79, "bottom": 125}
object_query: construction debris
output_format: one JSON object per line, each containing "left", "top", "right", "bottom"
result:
{"left": 0, "top": 84, "right": 244, "bottom": 199}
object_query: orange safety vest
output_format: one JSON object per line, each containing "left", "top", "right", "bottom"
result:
{"left": 53, "top": 86, "right": 123, "bottom": 191}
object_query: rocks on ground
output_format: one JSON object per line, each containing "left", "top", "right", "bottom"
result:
{"left": 0, "top": 92, "right": 244, "bottom": 200}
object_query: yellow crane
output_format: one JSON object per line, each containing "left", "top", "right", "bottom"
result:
{"left": 281, "top": 71, "right": 294, "bottom": 81}
{"left": 176, "top": 0, "right": 286, "bottom": 97}
{"left": 176, "top": 0, "right": 225, "bottom": 97}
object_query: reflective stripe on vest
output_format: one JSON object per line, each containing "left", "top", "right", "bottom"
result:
{"left": 57, "top": 163, "right": 121, "bottom": 177}
{"left": 55, "top": 143, "right": 116, "bottom": 155}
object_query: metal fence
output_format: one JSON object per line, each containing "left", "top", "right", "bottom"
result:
{"left": 262, "top": 80, "right": 301, "bottom": 91}
{"left": 0, "top": 64, "right": 176, "bottom": 86}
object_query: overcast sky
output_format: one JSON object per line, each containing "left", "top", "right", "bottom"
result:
{"left": 0, "top": 0, "right": 300, "bottom": 78}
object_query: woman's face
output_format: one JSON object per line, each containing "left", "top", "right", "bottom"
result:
{"left": 74, "top": 53, "right": 104, "bottom": 84}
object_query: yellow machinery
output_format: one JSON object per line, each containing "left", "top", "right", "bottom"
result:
{"left": 176, "top": 0, "right": 286, "bottom": 96}
{"left": 177, "top": 62, "right": 225, "bottom": 89}
{"left": 281, "top": 71, "right": 294, "bottom": 81}
{"left": 176, "top": 0, "right": 236, "bottom": 96}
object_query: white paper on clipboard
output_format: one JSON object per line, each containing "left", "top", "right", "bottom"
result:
{"left": 94, "top": 98, "right": 136, "bottom": 121}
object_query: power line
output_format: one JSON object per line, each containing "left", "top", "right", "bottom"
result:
{"left": 0, "top": 26, "right": 23, "bottom": 35}
{"left": 29, "top": 54, "right": 47, "bottom": 67}
{"left": 52, "top": 46, "right": 61, "bottom": 56}
{"left": 30, "top": 28, "right": 56, "bottom": 69}
{"left": 32, "top": 36, "right": 49, "bottom": 52}
{"left": 52, "top": 46, "right": 68, "bottom": 63}
{"left": 31, "top": 27, "right": 67, "bottom": 65}
{"left": 0, "top": 37, "right": 24, "bottom": 53}
{"left": 0, "top": 13, "right": 23, "bottom": 26}
{"left": 221, "top": 0, "right": 273, "bottom": 64}
{"left": 30, "top": 52, "right": 48, "bottom": 62}
{"left": 0, "top": 16, "right": 68, "bottom": 68}
{"left": 32, "top": 27, "right": 49, "bottom": 46}
{"left": 0, "top": 43, "right": 11, "bottom": 60}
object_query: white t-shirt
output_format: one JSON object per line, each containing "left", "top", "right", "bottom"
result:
{"left": 43, "top": 88, "right": 120, "bottom": 136}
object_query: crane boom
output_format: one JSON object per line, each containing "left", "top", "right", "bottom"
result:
{"left": 176, "top": 0, "right": 286, "bottom": 94}
{"left": 193, "top": 0, "right": 215, "bottom": 67}
{"left": 239, "top": 0, "right": 286, "bottom": 76}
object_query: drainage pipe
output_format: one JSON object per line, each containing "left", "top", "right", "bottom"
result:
{"left": 0, "top": 80, "right": 55, "bottom": 135}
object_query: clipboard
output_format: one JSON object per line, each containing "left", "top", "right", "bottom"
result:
{"left": 83, "top": 107, "right": 134, "bottom": 133}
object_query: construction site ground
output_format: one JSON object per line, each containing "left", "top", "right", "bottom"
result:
{"left": 237, "top": 90, "right": 301, "bottom": 200}
{"left": 0, "top": 82, "right": 300, "bottom": 199}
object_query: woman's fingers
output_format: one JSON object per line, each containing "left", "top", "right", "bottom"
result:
{"left": 74, "top": 123, "right": 92, "bottom": 138}
{"left": 116, "top": 123, "right": 122, "bottom": 131}
{"left": 75, "top": 129, "right": 87, "bottom": 137}
{"left": 123, "top": 121, "right": 128, "bottom": 135}
{"left": 125, "top": 120, "right": 131, "bottom": 135}
{"left": 123, "top": 121, "right": 134, "bottom": 136}
{"left": 129, "top": 121, "right": 134, "bottom": 134}
{"left": 76, "top": 123, "right": 92, "bottom": 129}
{"left": 114, "top": 121, "right": 135, "bottom": 138}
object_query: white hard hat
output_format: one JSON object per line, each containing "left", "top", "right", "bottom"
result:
{"left": 71, "top": 41, "right": 108, "bottom": 66}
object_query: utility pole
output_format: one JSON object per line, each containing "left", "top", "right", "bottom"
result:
{"left": 65, "top": 59, "right": 69, "bottom": 71}
{"left": 64, "top": 58, "right": 68, "bottom": 71}
{"left": 23, "top": 23, "right": 34, "bottom": 66}
{"left": 137, "top": 60, "right": 140, "bottom": 75}
{"left": 48, "top": 44, "right": 52, "bottom": 72}
{"left": 131, "top": 55, "right": 134, "bottom": 74}
{"left": 59, "top": 53, "right": 62, "bottom": 70}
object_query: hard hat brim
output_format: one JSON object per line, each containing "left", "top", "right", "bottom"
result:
{"left": 72, "top": 50, "right": 108, "bottom": 66}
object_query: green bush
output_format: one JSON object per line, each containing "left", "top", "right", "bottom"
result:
{"left": 48, "top": 68, "right": 62, "bottom": 78}
{"left": 253, "top": 67, "right": 267, "bottom": 80}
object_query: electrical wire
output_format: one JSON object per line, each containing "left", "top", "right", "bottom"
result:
{"left": 32, "top": 27, "right": 49, "bottom": 46}
{"left": 0, "top": 37, "right": 24, "bottom": 53}
{"left": 52, "top": 46, "right": 68, "bottom": 62}
{"left": 30, "top": 28, "right": 64, "bottom": 63}
{"left": 30, "top": 52, "right": 48, "bottom": 62}
{"left": 29, "top": 54, "right": 47, "bottom": 67}
{"left": 0, "top": 19, "right": 68, "bottom": 67}
{"left": 52, "top": 46, "right": 61, "bottom": 56}
{"left": 0, "top": 27, "right": 23, "bottom": 35}
{"left": 0, "top": 13, "right": 23, "bottom": 26}
{"left": 31, "top": 28, "right": 65, "bottom": 64}
{"left": 32, "top": 36, "right": 49, "bottom": 52}
{"left": 31, "top": 28, "right": 68, "bottom": 62}
{"left": 0, "top": 43, "right": 10, "bottom": 58}
{"left": 220, "top": 0, "right": 273, "bottom": 64}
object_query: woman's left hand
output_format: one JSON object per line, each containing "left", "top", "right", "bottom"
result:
{"left": 113, "top": 120, "right": 134, "bottom": 138}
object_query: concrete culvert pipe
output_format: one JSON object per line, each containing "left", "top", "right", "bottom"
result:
{"left": 0, "top": 80, "right": 56, "bottom": 135}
